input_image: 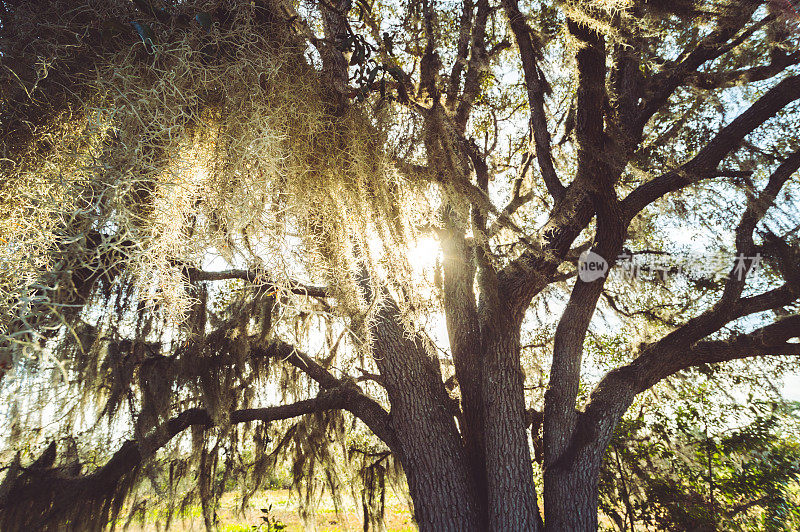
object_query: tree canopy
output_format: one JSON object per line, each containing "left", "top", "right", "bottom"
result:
{"left": 0, "top": 0, "right": 799, "bottom": 530}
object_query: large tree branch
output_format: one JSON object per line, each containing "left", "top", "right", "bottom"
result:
{"left": 687, "top": 51, "right": 800, "bottom": 90}
{"left": 606, "top": 158, "right": 795, "bottom": 392}
{"left": 608, "top": 38, "right": 645, "bottom": 151}
{"left": 494, "top": 16, "right": 797, "bottom": 315}
{"left": 538, "top": 44, "right": 799, "bottom": 509}
{"left": 116, "top": 333, "right": 398, "bottom": 452}
{"left": 568, "top": 18, "right": 607, "bottom": 175}
{"left": 623, "top": 74, "right": 800, "bottom": 218}
{"left": 319, "top": 0, "right": 353, "bottom": 99}
{"left": 736, "top": 283, "right": 799, "bottom": 316}
{"left": 635, "top": 6, "right": 764, "bottom": 132}
{"left": 502, "top": 0, "right": 565, "bottom": 201}
{"left": 447, "top": 0, "right": 475, "bottom": 108}
{"left": 594, "top": 315, "right": 800, "bottom": 407}
{"left": 568, "top": 162, "right": 800, "bottom": 481}
{"left": 260, "top": 340, "right": 399, "bottom": 450}
{"left": 492, "top": 15, "right": 614, "bottom": 317}
{"left": 183, "top": 266, "right": 329, "bottom": 298}
{"left": 0, "top": 388, "right": 356, "bottom": 528}
{"left": 637, "top": 151, "right": 800, "bottom": 351}
{"left": 418, "top": 0, "right": 441, "bottom": 102}
{"left": 454, "top": 0, "right": 490, "bottom": 130}
{"left": 687, "top": 326, "right": 800, "bottom": 366}
{"left": 555, "top": 313, "right": 800, "bottom": 517}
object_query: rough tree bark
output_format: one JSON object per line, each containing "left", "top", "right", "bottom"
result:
{"left": 368, "top": 293, "right": 483, "bottom": 529}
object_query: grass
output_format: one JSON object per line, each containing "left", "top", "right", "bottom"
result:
{"left": 120, "top": 488, "right": 416, "bottom": 531}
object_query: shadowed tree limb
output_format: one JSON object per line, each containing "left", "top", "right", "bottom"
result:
{"left": 541, "top": 149, "right": 800, "bottom": 530}
{"left": 536, "top": 34, "right": 800, "bottom": 526}
{"left": 635, "top": 4, "right": 765, "bottom": 132}
{"left": 87, "top": 334, "right": 399, "bottom": 454}
{"left": 636, "top": 316, "right": 800, "bottom": 393}
{"left": 687, "top": 51, "right": 800, "bottom": 90}
{"left": 455, "top": 0, "right": 490, "bottom": 130}
{"left": 183, "top": 267, "right": 329, "bottom": 298}
{"left": 543, "top": 13, "right": 613, "bottom": 478}
{"left": 262, "top": 340, "right": 400, "bottom": 452}
{"left": 584, "top": 316, "right": 800, "bottom": 431}
{"left": 446, "top": 0, "right": 475, "bottom": 108}
{"left": 630, "top": 150, "right": 800, "bottom": 351}
{"left": 623, "top": 74, "right": 800, "bottom": 218}
{"left": 586, "top": 145, "right": 800, "bottom": 430}
{"left": 0, "top": 387, "right": 363, "bottom": 530}
{"left": 502, "top": 0, "right": 565, "bottom": 202}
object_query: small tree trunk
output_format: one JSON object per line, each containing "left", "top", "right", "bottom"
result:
{"left": 441, "top": 228, "right": 489, "bottom": 520}
{"left": 544, "top": 393, "right": 633, "bottom": 531}
{"left": 362, "top": 464, "right": 386, "bottom": 532}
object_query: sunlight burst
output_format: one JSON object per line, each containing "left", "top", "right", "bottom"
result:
{"left": 406, "top": 235, "right": 440, "bottom": 277}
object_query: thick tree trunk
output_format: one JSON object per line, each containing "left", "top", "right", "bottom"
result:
{"left": 370, "top": 298, "right": 482, "bottom": 530}
{"left": 481, "top": 309, "right": 542, "bottom": 531}
{"left": 441, "top": 227, "right": 489, "bottom": 521}
{"left": 544, "top": 455, "right": 602, "bottom": 531}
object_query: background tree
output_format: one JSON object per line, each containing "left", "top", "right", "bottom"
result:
{"left": 0, "top": 0, "right": 799, "bottom": 530}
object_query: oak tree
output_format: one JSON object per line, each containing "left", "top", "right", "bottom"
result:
{"left": 1, "top": 0, "right": 799, "bottom": 530}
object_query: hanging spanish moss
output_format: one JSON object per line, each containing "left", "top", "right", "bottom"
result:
{"left": 0, "top": 1, "right": 422, "bottom": 529}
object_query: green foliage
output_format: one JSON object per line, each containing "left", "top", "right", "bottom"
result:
{"left": 600, "top": 403, "right": 800, "bottom": 530}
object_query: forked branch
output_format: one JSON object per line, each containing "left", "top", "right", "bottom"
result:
{"left": 623, "top": 74, "right": 800, "bottom": 218}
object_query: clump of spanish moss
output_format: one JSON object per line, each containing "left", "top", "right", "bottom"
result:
{"left": 0, "top": 0, "right": 431, "bottom": 365}
{"left": 0, "top": 0, "right": 419, "bottom": 530}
